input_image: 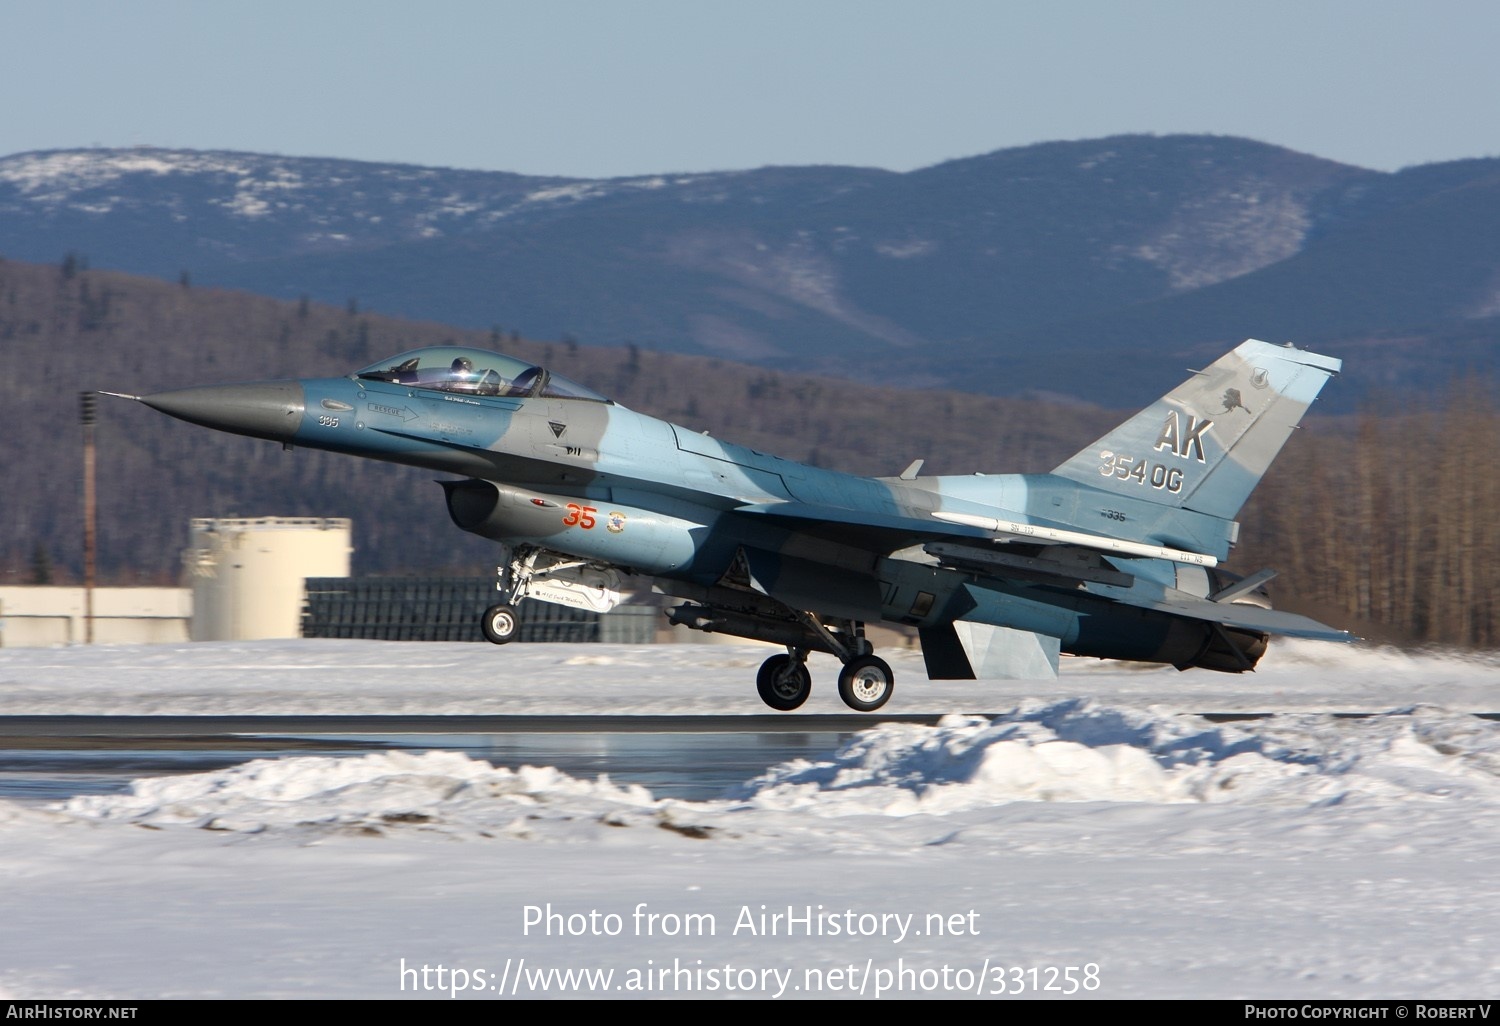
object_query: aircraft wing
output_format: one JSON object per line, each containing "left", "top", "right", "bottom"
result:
{"left": 733, "top": 501, "right": 1351, "bottom": 642}
{"left": 732, "top": 501, "right": 1218, "bottom": 565}
{"left": 731, "top": 500, "right": 996, "bottom": 549}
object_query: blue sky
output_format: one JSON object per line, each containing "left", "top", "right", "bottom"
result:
{"left": 4, "top": 0, "right": 1497, "bottom": 178}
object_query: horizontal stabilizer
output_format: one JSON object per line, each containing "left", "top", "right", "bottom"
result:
{"left": 1144, "top": 593, "right": 1354, "bottom": 642}
{"left": 1208, "top": 568, "right": 1277, "bottom": 603}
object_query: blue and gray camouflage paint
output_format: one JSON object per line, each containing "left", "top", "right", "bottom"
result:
{"left": 115, "top": 338, "right": 1350, "bottom": 712}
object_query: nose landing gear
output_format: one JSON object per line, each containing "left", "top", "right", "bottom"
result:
{"left": 478, "top": 545, "right": 625, "bottom": 645}
{"left": 481, "top": 603, "right": 520, "bottom": 644}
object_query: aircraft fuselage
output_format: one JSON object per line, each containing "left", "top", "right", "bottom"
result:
{"left": 123, "top": 339, "right": 1352, "bottom": 711}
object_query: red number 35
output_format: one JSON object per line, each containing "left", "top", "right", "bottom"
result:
{"left": 562, "top": 503, "right": 597, "bottom": 529}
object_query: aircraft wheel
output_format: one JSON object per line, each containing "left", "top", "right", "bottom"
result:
{"left": 481, "top": 603, "right": 520, "bottom": 645}
{"left": 838, "top": 655, "right": 894, "bottom": 712}
{"left": 756, "top": 654, "right": 812, "bottom": 711}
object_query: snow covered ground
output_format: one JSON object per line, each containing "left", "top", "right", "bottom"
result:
{"left": 0, "top": 638, "right": 1497, "bottom": 1000}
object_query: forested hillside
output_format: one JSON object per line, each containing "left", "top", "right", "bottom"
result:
{"left": 0, "top": 258, "right": 1106, "bottom": 576}
{"left": 2, "top": 258, "right": 1494, "bottom": 647}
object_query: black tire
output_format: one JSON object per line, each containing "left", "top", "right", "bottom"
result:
{"left": 756, "top": 654, "right": 812, "bottom": 711}
{"left": 481, "top": 603, "right": 520, "bottom": 645}
{"left": 837, "top": 655, "right": 894, "bottom": 712}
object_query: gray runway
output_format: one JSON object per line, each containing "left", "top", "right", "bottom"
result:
{"left": 0, "top": 713, "right": 957, "bottom": 803}
{"left": 4, "top": 711, "right": 1493, "bottom": 804}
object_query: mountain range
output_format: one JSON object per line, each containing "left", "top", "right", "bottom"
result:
{"left": 4, "top": 134, "right": 1498, "bottom": 408}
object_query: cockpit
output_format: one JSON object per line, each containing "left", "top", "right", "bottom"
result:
{"left": 353, "top": 347, "right": 611, "bottom": 403}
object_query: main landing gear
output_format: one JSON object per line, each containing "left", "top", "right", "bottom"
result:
{"left": 754, "top": 649, "right": 895, "bottom": 712}
{"left": 768, "top": 612, "right": 894, "bottom": 708}
{"left": 666, "top": 602, "right": 898, "bottom": 713}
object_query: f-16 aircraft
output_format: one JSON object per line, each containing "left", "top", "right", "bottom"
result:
{"left": 112, "top": 337, "right": 1352, "bottom": 712}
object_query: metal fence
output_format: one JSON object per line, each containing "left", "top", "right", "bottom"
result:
{"left": 301, "top": 577, "right": 659, "bottom": 643}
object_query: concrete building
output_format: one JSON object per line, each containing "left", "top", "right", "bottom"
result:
{"left": 1, "top": 516, "right": 351, "bottom": 648}
{"left": 0, "top": 515, "right": 668, "bottom": 648}
{"left": 185, "top": 517, "right": 352, "bottom": 641}
{"left": 0, "top": 586, "right": 191, "bottom": 647}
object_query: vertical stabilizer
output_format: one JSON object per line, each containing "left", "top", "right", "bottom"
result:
{"left": 1050, "top": 340, "right": 1340, "bottom": 520}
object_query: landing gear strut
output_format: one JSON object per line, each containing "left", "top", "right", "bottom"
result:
{"left": 479, "top": 551, "right": 527, "bottom": 645}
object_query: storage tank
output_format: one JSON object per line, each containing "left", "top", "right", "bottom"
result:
{"left": 184, "top": 517, "right": 353, "bottom": 641}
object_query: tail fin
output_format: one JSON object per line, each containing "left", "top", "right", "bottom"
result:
{"left": 1050, "top": 339, "right": 1340, "bottom": 520}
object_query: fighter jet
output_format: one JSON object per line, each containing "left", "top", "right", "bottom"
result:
{"left": 112, "top": 337, "right": 1352, "bottom": 712}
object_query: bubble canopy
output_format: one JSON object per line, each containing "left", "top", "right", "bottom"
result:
{"left": 352, "top": 347, "right": 611, "bottom": 403}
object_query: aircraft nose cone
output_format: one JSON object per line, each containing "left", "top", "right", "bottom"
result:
{"left": 139, "top": 381, "right": 306, "bottom": 442}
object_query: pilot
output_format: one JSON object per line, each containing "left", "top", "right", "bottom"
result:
{"left": 450, "top": 356, "right": 474, "bottom": 380}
